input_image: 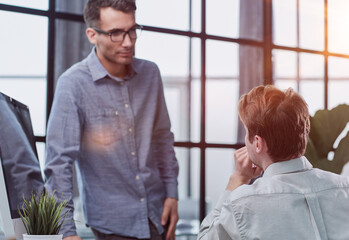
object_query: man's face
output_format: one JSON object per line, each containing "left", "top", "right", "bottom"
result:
{"left": 94, "top": 7, "right": 136, "bottom": 67}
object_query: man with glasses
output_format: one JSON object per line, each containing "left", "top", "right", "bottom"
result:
{"left": 45, "top": 1, "right": 179, "bottom": 240}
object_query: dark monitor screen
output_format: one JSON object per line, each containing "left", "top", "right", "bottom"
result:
{"left": 0, "top": 92, "right": 44, "bottom": 218}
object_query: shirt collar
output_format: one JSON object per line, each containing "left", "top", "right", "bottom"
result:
{"left": 263, "top": 156, "right": 313, "bottom": 177}
{"left": 87, "top": 47, "right": 139, "bottom": 82}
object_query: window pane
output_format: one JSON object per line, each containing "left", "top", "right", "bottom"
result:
{"left": 273, "top": 50, "right": 297, "bottom": 79}
{"left": 136, "top": 32, "right": 190, "bottom": 141}
{"left": 192, "top": 0, "right": 202, "bottom": 33}
{"left": 136, "top": 0, "right": 189, "bottom": 31}
{"left": 191, "top": 78, "right": 201, "bottom": 143}
{"left": 136, "top": 32, "right": 189, "bottom": 76}
{"left": 299, "top": 53, "right": 324, "bottom": 115}
{"left": 0, "top": 0, "right": 48, "bottom": 10}
{"left": 274, "top": 50, "right": 297, "bottom": 92}
{"left": 206, "top": 0, "right": 239, "bottom": 38}
{"left": 0, "top": 11, "right": 48, "bottom": 76}
{"left": 206, "top": 40, "right": 239, "bottom": 144}
{"left": 0, "top": 79, "right": 47, "bottom": 136}
{"left": 328, "top": 57, "right": 349, "bottom": 108}
{"left": 206, "top": 80, "right": 239, "bottom": 144}
{"left": 206, "top": 40, "right": 238, "bottom": 77}
{"left": 207, "top": 0, "right": 263, "bottom": 41}
{"left": 164, "top": 85, "right": 190, "bottom": 142}
{"left": 0, "top": 11, "right": 47, "bottom": 136}
{"left": 328, "top": 0, "right": 349, "bottom": 54}
{"left": 55, "top": 0, "right": 87, "bottom": 14}
{"left": 300, "top": 80, "right": 324, "bottom": 116}
{"left": 299, "top": 0, "right": 324, "bottom": 51}
{"left": 273, "top": 0, "right": 297, "bottom": 47}
{"left": 300, "top": 54, "right": 323, "bottom": 79}
{"left": 192, "top": 38, "right": 201, "bottom": 79}
{"left": 206, "top": 148, "right": 234, "bottom": 209}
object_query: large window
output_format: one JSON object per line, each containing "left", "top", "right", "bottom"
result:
{"left": 273, "top": 0, "right": 349, "bottom": 111}
{"left": 1, "top": 0, "right": 349, "bottom": 236}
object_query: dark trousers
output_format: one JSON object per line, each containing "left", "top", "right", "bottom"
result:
{"left": 91, "top": 220, "right": 164, "bottom": 240}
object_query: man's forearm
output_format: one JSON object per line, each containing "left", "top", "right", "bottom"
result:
{"left": 225, "top": 173, "right": 251, "bottom": 191}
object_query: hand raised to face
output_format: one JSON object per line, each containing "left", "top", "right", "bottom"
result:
{"left": 226, "top": 146, "right": 263, "bottom": 191}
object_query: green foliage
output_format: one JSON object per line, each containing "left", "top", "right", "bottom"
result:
{"left": 17, "top": 191, "right": 70, "bottom": 235}
{"left": 305, "top": 104, "right": 349, "bottom": 174}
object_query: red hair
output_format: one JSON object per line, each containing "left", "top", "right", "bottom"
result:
{"left": 238, "top": 85, "right": 310, "bottom": 161}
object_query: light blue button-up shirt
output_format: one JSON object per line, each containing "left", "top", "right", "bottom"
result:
{"left": 198, "top": 157, "right": 349, "bottom": 240}
{"left": 45, "top": 48, "right": 179, "bottom": 238}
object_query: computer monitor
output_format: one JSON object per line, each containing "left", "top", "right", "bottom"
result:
{"left": 0, "top": 92, "right": 44, "bottom": 239}
{"left": 0, "top": 155, "right": 25, "bottom": 239}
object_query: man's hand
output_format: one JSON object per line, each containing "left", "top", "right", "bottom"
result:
{"left": 161, "top": 197, "right": 179, "bottom": 240}
{"left": 226, "top": 146, "right": 263, "bottom": 191}
{"left": 63, "top": 236, "right": 82, "bottom": 240}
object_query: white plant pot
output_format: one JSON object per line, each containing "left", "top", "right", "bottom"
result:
{"left": 22, "top": 234, "right": 63, "bottom": 240}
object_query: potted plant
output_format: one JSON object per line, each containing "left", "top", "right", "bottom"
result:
{"left": 18, "top": 190, "right": 70, "bottom": 240}
{"left": 305, "top": 104, "right": 349, "bottom": 173}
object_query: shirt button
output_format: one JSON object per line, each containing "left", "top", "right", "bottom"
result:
{"left": 129, "top": 128, "right": 133, "bottom": 132}
{"left": 135, "top": 175, "right": 139, "bottom": 180}
{"left": 125, "top": 104, "right": 129, "bottom": 108}
{"left": 131, "top": 152, "right": 135, "bottom": 156}
{"left": 140, "top": 198, "right": 145, "bottom": 202}
{"left": 115, "top": 111, "right": 118, "bottom": 116}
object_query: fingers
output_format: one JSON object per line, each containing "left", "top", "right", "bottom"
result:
{"left": 234, "top": 147, "right": 251, "bottom": 171}
{"left": 161, "top": 198, "right": 178, "bottom": 240}
{"left": 166, "top": 215, "right": 177, "bottom": 240}
{"left": 161, "top": 204, "right": 169, "bottom": 226}
{"left": 233, "top": 146, "right": 263, "bottom": 180}
{"left": 234, "top": 146, "right": 248, "bottom": 159}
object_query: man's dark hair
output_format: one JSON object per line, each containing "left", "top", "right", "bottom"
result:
{"left": 83, "top": 0, "right": 136, "bottom": 28}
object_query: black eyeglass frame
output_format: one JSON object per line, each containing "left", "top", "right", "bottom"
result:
{"left": 92, "top": 24, "right": 143, "bottom": 42}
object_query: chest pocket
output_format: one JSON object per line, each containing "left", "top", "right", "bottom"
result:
{"left": 84, "top": 108, "right": 121, "bottom": 146}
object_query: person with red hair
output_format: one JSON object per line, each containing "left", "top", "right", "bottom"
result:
{"left": 198, "top": 85, "right": 349, "bottom": 240}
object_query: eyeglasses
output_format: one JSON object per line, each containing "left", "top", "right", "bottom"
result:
{"left": 92, "top": 24, "right": 143, "bottom": 42}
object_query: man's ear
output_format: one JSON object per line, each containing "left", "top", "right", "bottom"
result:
{"left": 86, "top": 28, "right": 97, "bottom": 45}
{"left": 254, "top": 135, "right": 267, "bottom": 153}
